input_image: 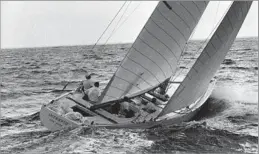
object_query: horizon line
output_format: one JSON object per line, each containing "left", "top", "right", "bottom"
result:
{"left": 1, "top": 36, "right": 258, "bottom": 50}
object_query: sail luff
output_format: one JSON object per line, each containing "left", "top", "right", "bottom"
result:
{"left": 158, "top": 1, "right": 253, "bottom": 117}
{"left": 100, "top": 1, "right": 209, "bottom": 103}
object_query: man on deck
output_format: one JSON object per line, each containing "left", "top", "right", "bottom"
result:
{"left": 84, "top": 82, "right": 101, "bottom": 103}
{"left": 83, "top": 73, "right": 94, "bottom": 92}
{"left": 77, "top": 72, "right": 94, "bottom": 93}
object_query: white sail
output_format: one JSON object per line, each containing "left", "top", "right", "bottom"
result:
{"left": 158, "top": 1, "right": 253, "bottom": 117}
{"left": 100, "top": 1, "right": 208, "bottom": 103}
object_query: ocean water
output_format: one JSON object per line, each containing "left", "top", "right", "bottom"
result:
{"left": 0, "top": 37, "right": 258, "bottom": 154}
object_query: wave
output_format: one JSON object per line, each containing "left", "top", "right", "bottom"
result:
{"left": 1, "top": 129, "right": 52, "bottom": 153}
{"left": 83, "top": 53, "right": 103, "bottom": 60}
{"left": 1, "top": 112, "right": 39, "bottom": 127}
{"left": 70, "top": 68, "right": 89, "bottom": 73}
{"left": 229, "top": 66, "right": 250, "bottom": 70}
{"left": 193, "top": 97, "right": 230, "bottom": 120}
{"left": 144, "top": 122, "right": 258, "bottom": 153}
{"left": 230, "top": 48, "right": 252, "bottom": 51}
{"left": 220, "top": 66, "right": 257, "bottom": 71}
{"left": 222, "top": 59, "right": 236, "bottom": 65}
{"left": 227, "top": 113, "right": 258, "bottom": 124}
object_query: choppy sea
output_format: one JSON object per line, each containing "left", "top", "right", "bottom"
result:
{"left": 1, "top": 37, "right": 258, "bottom": 154}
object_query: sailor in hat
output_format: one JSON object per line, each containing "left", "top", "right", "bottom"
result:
{"left": 82, "top": 72, "right": 94, "bottom": 93}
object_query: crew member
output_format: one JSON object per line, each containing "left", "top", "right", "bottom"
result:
{"left": 84, "top": 82, "right": 101, "bottom": 103}
{"left": 76, "top": 72, "right": 94, "bottom": 93}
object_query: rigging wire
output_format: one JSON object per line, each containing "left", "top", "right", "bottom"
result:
{"left": 76, "top": 1, "right": 127, "bottom": 70}
{"left": 168, "top": 1, "right": 232, "bottom": 90}
{"left": 111, "top": 2, "right": 142, "bottom": 39}
{"left": 90, "top": 1, "right": 127, "bottom": 51}
{"left": 101, "top": 1, "right": 132, "bottom": 49}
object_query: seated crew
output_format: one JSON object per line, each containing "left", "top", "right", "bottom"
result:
{"left": 109, "top": 102, "right": 121, "bottom": 114}
{"left": 141, "top": 99, "right": 156, "bottom": 113}
{"left": 83, "top": 82, "right": 101, "bottom": 103}
{"left": 119, "top": 101, "right": 135, "bottom": 118}
{"left": 76, "top": 72, "right": 94, "bottom": 93}
{"left": 65, "top": 111, "right": 84, "bottom": 123}
{"left": 59, "top": 102, "right": 73, "bottom": 115}
{"left": 155, "top": 78, "right": 170, "bottom": 95}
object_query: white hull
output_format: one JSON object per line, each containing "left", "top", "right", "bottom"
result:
{"left": 40, "top": 80, "right": 216, "bottom": 131}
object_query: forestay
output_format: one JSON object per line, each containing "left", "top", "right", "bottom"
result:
{"left": 100, "top": 1, "right": 208, "bottom": 103}
{"left": 158, "top": 1, "right": 252, "bottom": 117}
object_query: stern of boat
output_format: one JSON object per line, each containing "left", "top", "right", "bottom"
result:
{"left": 40, "top": 104, "right": 79, "bottom": 131}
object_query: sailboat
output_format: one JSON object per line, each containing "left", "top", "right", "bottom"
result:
{"left": 40, "top": 1, "right": 252, "bottom": 131}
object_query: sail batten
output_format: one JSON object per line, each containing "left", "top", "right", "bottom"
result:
{"left": 159, "top": 1, "right": 253, "bottom": 117}
{"left": 100, "top": 1, "right": 208, "bottom": 103}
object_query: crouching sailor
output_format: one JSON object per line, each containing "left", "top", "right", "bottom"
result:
{"left": 83, "top": 82, "right": 101, "bottom": 103}
{"left": 76, "top": 72, "right": 94, "bottom": 92}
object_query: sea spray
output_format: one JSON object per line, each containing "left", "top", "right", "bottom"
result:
{"left": 211, "top": 85, "right": 258, "bottom": 104}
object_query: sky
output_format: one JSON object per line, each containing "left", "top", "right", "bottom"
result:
{"left": 1, "top": 1, "right": 258, "bottom": 49}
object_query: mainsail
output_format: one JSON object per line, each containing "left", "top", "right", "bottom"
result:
{"left": 158, "top": 1, "right": 252, "bottom": 117}
{"left": 100, "top": 1, "right": 208, "bottom": 103}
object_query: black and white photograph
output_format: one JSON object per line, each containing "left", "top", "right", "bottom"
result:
{"left": 1, "top": 1, "right": 258, "bottom": 153}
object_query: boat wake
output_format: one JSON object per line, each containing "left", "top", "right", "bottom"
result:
{"left": 1, "top": 118, "right": 257, "bottom": 154}
{"left": 144, "top": 121, "right": 258, "bottom": 153}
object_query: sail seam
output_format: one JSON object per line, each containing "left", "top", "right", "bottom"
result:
{"left": 232, "top": 5, "right": 239, "bottom": 20}
{"left": 149, "top": 17, "right": 183, "bottom": 52}
{"left": 180, "top": 3, "right": 197, "bottom": 23}
{"left": 137, "top": 37, "right": 174, "bottom": 71}
{"left": 156, "top": 8, "right": 188, "bottom": 41}
{"left": 192, "top": 2, "right": 202, "bottom": 14}
{"left": 175, "top": 84, "right": 185, "bottom": 97}
{"left": 245, "top": 2, "right": 249, "bottom": 12}
{"left": 197, "top": 57, "right": 204, "bottom": 65}
{"left": 125, "top": 55, "right": 162, "bottom": 84}
{"left": 110, "top": 82, "right": 141, "bottom": 93}
{"left": 165, "top": 3, "right": 191, "bottom": 32}
{"left": 192, "top": 67, "right": 198, "bottom": 73}
{"left": 186, "top": 74, "right": 191, "bottom": 80}
{"left": 205, "top": 50, "right": 211, "bottom": 58}
{"left": 119, "top": 65, "right": 154, "bottom": 87}
{"left": 103, "top": 95, "right": 117, "bottom": 99}
{"left": 232, "top": 4, "right": 241, "bottom": 26}
{"left": 117, "top": 68, "right": 152, "bottom": 87}
{"left": 203, "top": 1, "right": 207, "bottom": 5}
{"left": 210, "top": 41, "right": 217, "bottom": 52}
{"left": 219, "top": 24, "right": 229, "bottom": 38}
{"left": 131, "top": 46, "right": 167, "bottom": 78}
{"left": 144, "top": 27, "right": 177, "bottom": 60}
{"left": 215, "top": 33, "right": 223, "bottom": 44}
{"left": 239, "top": 3, "right": 244, "bottom": 19}
{"left": 226, "top": 15, "right": 234, "bottom": 30}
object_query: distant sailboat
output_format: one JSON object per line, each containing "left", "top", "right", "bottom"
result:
{"left": 40, "top": 1, "right": 252, "bottom": 131}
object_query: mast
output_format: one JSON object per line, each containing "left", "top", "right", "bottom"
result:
{"left": 158, "top": 1, "right": 253, "bottom": 117}
{"left": 100, "top": 1, "right": 209, "bottom": 103}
